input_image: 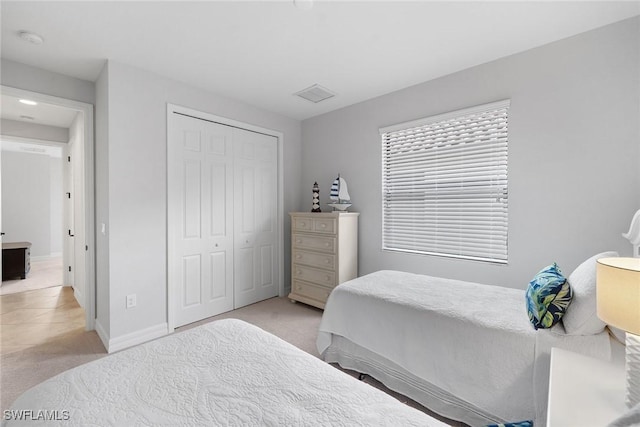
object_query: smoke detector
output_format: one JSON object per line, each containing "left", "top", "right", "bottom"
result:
{"left": 294, "top": 84, "right": 336, "bottom": 103}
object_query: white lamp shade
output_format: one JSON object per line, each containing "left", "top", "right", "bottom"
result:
{"left": 596, "top": 257, "right": 640, "bottom": 336}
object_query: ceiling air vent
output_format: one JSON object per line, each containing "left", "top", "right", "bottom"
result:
{"left": 294, "top": 84, "right": 336, "bottom": 103}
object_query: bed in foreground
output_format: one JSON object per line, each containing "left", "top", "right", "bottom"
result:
{"left": 317, "top": 262, "right": 617, "bottom": 427}
{"left": 4, "top": 318, "right": 448, "bottom": 426}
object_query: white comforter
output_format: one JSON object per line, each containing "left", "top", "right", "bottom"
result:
{"left": 317, "top": 270, "right": 612, "bottom": 425}
{"left": 5, "top": 318, "right": 446, "bottom": 426}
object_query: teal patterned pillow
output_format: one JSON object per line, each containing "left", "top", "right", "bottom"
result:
{"left": 486, "top": 421, "right": 533, "bottom": 427}
{"left": 526, "top": 263, "right": 572, "bottom": 330}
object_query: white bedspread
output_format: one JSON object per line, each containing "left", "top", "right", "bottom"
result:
{"left": 317, "top": 270, "right": 611, "bottom": 425}
{"left": 5, "top": 318, "right": 447, "bottom": 426}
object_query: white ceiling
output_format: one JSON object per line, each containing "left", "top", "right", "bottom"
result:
{"left": 2, "top": 1, "right": 639, "bottom": 121}
{"left": 1, "top": 94, "right": 78, "bottom": 128}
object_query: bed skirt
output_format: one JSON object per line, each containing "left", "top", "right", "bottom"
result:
{"left": 323, "top": 334, "right": 500, "bottom": 427}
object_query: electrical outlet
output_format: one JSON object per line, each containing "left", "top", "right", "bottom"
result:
{"left": 126, "top": 294, "right": 136, "bottom": 309}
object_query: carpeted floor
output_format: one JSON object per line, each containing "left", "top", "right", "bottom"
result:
{"left": 1, "top": 295, "right": 325, "bottom": 411}
{"left": 0, "top": 292, "right": 464, "bottom": 426}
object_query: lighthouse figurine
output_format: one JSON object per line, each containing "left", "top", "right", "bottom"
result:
{"left": 312, "top": 182, "right": 321, "bottom": 212}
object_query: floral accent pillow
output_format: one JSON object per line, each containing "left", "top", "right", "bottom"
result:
{"left": 526, "top": 263, "right": 573, "bottom": 329}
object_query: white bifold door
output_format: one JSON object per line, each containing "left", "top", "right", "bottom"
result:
{"left": 168, "top": 112, "right": 278, "bottom": 328}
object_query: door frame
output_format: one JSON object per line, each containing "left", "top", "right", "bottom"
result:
{"left": 1, "top": 85, "right": 96, "bottom": 331}
{"left": 166, "top": 104, "right": 284, "bottom": 332}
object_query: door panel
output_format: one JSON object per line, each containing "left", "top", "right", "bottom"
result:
{"left": 169, "top": 114, "right": 234, "bottom": 327}
{"left": 210, "top": 252, "right": 227, "bottom": 299}
{"left": 182, "top": 254, "right": 201, "bottom": 307}
{"left": 233, "top": 128, "right": 278, "bottom": 308}
{"left": 183, "top": 160, "right": 201, "bottom": 239}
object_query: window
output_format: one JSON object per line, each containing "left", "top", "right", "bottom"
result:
{"left": 380, "top": 100, "right": 509, "bottom": 264}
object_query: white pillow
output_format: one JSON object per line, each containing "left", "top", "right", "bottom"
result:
{"left": 562, "top": 251, "right": 619, "bottom": 335}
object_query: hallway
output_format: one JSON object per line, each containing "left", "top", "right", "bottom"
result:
{"left": 0, "top": 285, "right": 84, "bottom": 355}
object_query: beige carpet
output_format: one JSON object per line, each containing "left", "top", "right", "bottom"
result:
{"left": 1, "top": 296, "right": 324, "bottom": 411}
{"left": 1, "top": 294, "right": 464, "bottom": 426}
{"left": 0, "top": 257, "right": 64, "bottom": 295}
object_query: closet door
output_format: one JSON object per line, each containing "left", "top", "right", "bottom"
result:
{"left": 233, "top": 128, "right": 278, "bottom": 308}
{"left": 168, "top": 114, "right": 234, "bottom": 327}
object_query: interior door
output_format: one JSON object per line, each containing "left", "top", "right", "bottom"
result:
{"left": 169, "top": 114, "right": 235, "bottom": 327}
{"left": 0, "top": 143, "right": 3, "bottom": 283}
{"left": 233, "top": 128, "right": 278, "bottom": 308}
{"left": 64, "top": 144, "right": 75, "bottom": 289}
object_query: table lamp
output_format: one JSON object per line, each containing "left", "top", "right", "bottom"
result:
{"left": 597, "top": 257, "right": 640, "bottom": 408}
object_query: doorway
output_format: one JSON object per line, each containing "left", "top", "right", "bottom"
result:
{"left": 0, "top": 139, "right": 64, "bottom": 295}
{"left": 0, "top": 85, "right": 95, "bottom": 331}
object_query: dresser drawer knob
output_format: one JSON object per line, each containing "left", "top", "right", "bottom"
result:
{"left": 320, "top": 223, "right": 326, "bottom": 228}
{"left": 297, "top": 286, "right": 302, "bottom": 290}
{"left": 300, "top": 222, "right": 306, "bottom": 227}
{"left": 296, "top": 240, "right": 302, "bottom": 244}
{"left": 325, "top": 259, "right": 330, "bottom": 264}
{"left": 326, "top": 275, "right": 330, "bottom": 281}
{"left": 325, "top": 242, "right": 330, "bottom": 247}
{"left": 296, "top": 254, "right": 302, "bottom": 259}
{"left": 297, "top": 271, "right": 302, "bottom": 275}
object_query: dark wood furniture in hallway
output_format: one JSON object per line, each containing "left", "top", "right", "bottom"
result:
{"left": 2, "top": 242, "right": 31, "bottom": 280}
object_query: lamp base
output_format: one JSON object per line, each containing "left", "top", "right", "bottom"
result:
{"left": 626, "top": 333, "right": 640, "bottom": 408}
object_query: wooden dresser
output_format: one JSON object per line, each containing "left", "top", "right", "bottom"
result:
{"left": 289, "top": 212, "right": 359, "bottom": 309}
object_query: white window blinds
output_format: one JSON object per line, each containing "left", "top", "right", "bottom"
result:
{"left": 380, "top": 100, "right": 509, "bottom": 264}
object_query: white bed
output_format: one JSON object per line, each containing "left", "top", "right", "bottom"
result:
{"left": 317, "top": 269, "right": 615, "bottom": 427}
{"left": 4, "top": 318, "right": 448, "bottom": 426}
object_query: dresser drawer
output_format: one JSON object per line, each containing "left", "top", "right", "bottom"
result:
{"left": 292, "top": 217, "right": 337, "bottom": 235}
{"left": 291, "top": 280, "right": 332, "bottom": 303}
{"left": 292, "top": 250, "right": 335, "bottom": 270}
{"left": 292, "top": 217, "right": 314, "bottom": 232}
{"left": 293, "top": 264, "right": 336, "bottom": 287}
{"left": 313, "top": 218, "right": 336, "bottom": 234}
{"left": 292, "top": 233, "right": 336, "bottom": 253}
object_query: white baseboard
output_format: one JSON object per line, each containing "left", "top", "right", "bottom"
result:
{"left": 30, "top": 254, "right": 62, "bottom": 262}
{"left": 103, "top": 323, "right": 169, "bottom": 354}
{"left": 94, "top": 319, "right": 109, "bottom": 351}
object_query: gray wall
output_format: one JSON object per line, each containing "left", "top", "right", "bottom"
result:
{"left": 96, "top": 60, "right": 302, "bottom": 342}
{"left": 301, "top": 17, "right": 640, "bottom": 289}
{"left": 1, "top": 58, "right": 95, "bottom": 105}
{"left": 1, "top": 119, "right": 69, "bottom": 143}
{"left": 1, "top": 150, "right": 60, "bottom": 258}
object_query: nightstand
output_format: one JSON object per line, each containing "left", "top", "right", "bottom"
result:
{"left": 547, "top": 347, "right": 626, "bottom": 427}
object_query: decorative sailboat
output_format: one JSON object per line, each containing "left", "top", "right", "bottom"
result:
{"left": 328, "top": 174, "right": 352, "bottom": 211}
